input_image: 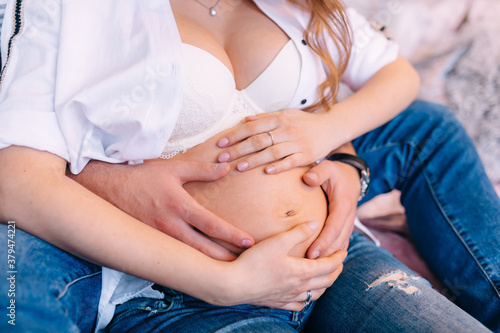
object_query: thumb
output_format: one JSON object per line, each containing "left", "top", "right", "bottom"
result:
{"left": 303, "top": 161, "right": 333, "bottom": 187}
{"left": 273, "top": 221, "right": 319, "bottom": 253}
{"left": 177, "top": 161, "right": 230, "bottom": 183}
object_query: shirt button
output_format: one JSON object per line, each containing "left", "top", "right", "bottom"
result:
{"left": 301, "top": 39, "right": 307, "bottom": 46}
{"left": 301, "top": 99, "right": 307, "bottom": 105}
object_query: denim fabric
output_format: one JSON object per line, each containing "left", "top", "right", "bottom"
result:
{"left": 107, "top": 235, "right": 491, "bottom": 333}
{"left": 305, "top": 233, "right": 491, "bottom": 333}
{"left": 0, "top": 101, "right": 498, "bottom": 332}
{"left": 0, "top": 226, "right": 101, "bottom": 333}
{"left": 107, "top": 287, "right": 315, "bottom": 333}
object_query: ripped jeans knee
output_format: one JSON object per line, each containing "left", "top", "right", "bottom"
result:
{"left": 367, "top": 270, "right": 422, "bottom": 295}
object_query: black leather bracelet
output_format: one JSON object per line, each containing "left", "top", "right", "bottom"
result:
{"left": 325, "top": 153, "right": 370, "bottom": 201}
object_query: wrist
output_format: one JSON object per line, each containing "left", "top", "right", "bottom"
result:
{"left": 203, "top": 261, "right": 241, "bottom": 306}
{"left": 325, "top": 103, "right": 358, "bottom": 146}
{"left": 327, "top": 153, "right": 370, "bottom": 201}
{"left": 331, "top": 142, "right": 356, "bottom": 155}
{"left": 320, "top": 110, "right": 352, "bottom": 153}
{"left": 68, "top": 161, "right": 129, "bottom": 205}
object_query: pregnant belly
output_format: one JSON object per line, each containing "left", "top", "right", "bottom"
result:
{"left": 184, "top": 166, "right": 327, "bottom": 256}
{"left": 158, "top": 129, "right": 328, "bottom": 257}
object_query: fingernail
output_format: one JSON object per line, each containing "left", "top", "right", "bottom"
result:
{"left": 311, "top": 250, "right": 320, "bottom": 259}
{"left": 218, "top": 153, "right": 230, "bottom": 162}
{"left": 242, "top": 239, "right": 253, "bottom": 248}
{"left": 307, "top": 221, "right": 319, "bottom": 231}
{"left": 265, "top": 166, "right": 275, "bottom": 174}
{"left": 306, "top": 172, "right": 318, "bottom": 181}
{"left": 237, "top": 162, "right": 249, "bottom": 171}
{"left": 218, "top": 138, "right": 229, "bottom": 147}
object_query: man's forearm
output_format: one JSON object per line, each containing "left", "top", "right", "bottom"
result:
{"left": 66, "top": 160, "right": 128, "bottom": 206}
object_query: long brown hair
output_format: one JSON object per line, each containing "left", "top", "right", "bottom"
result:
{"left": 288, "top": 0, "right": 352, "bottom": 112}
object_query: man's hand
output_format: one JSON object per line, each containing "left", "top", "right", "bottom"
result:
{"left": 303, "top": 158, "right": 360, "bottom": 259}
{"left": 68, "top": 160, "right": 254, "bottom": 261}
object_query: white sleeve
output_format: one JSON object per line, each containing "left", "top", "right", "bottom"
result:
{"left": 0, "top": 0, "right": 70, "bottom": 161}
{"left": 341, "top": 7, "right": 399, "bottom": 91}
{"left": 0, "top": 1, "right": 184, "bottom": 173}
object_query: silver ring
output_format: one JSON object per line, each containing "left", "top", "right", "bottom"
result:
{"left": 267, "top": 131, "right": 275, "bottom": 146}
{"left": 304, "top": 290, "right": 312, "bottom": 306}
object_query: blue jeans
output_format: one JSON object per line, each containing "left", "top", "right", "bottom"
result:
{"left": 351, "top": 100, "right": 500, "bottom": 331}
{"left": 0, "top": 227, "right": 101, "bottom": 333}
{"left": 108, "top": 286, "right": 315, "bottom": 332}
{"left": 1, "top": 101, "right": 499, "bottom": 332}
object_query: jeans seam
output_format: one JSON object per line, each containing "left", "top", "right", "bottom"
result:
{"left": 420, "top": 160, "right": 500, "bottom": 298}
{"left": 57, "top": 271, "right": 101, "bottom": 300}
{"left": 359, "top": 140, "right": 500, "bottom": 299}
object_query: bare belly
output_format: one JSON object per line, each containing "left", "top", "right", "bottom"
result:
{"left": 153, "top": 128, "right": 328, "bottom": 257}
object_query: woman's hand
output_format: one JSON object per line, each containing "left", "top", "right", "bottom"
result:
{"left": 218, "top": 222, "right": 347, "bottom": 311}
{"left": 303, "top": 158, "right": 360, "bottom": 258}
{"left": 217, "top": 109, "right": 343, "bottom": 174}
{"left": 217, "top": 57, "right": 420, "bottom": 176}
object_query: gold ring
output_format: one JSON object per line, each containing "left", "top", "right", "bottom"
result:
{"left": 268, "top": 131, "right": 275, "bottom": 146}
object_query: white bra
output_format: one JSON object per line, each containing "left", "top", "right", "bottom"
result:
{"left": 160, "top": 40, "right": 301, "bottom": 159}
